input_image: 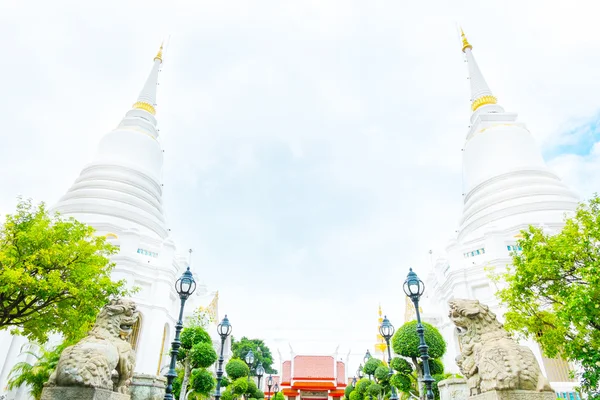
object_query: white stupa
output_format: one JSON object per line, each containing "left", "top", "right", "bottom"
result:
{"left": 0, "top": 45, "right": 224, "bottom": 400}
{"left": 419, "top": 30, "right": 580, "bottom": 396}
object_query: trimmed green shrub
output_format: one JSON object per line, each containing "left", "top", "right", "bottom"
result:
{"left": 226, "top": 359, "right": 250, "bottom": 379}
{"left": 391, "top": 321, "right": 446, "bottom": 360}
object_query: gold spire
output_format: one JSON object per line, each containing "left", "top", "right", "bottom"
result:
{"left": 460, "top": 28, "right": 472, "bottom": 53}
{"left": 154, "top": 42, "right": 164, "bottom": 63}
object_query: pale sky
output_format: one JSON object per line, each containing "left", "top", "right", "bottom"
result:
{"left": 1, "top": 0, "right": 599, "bottom": 376}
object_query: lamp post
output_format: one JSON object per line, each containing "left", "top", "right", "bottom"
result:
{"left": 256, "top": 362, "right": 265, "bottom": 390}
{"left": 403, "top": 268, "right": 435, "bottom": 400}
{"left": 352, "top": 377, "right": 357, "bottom": 387}
{"left": 364, "top": 350, "right": 372, "bottom": 381}
{"left": 273, "top": 383, "right": 279, "bottom": 400}
{"left": 267, "top": 375, "right": 274, "bottom": 400}
{"left": 379, "top": 315, "right": 398, "bottom": 400}
{"left": 214, "top": 315, "right": 233, "bottom": 400}
{"left": 245, "top": 350, "right": 255, "bottom": 382}
{"left": 164, "top": 267, "right": 197, "bottom": 400}
{"left": 357, "top": 364, "right": 364, "bottom": 379}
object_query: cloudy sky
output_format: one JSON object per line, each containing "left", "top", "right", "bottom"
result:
{"left": 1, "top": 0, "right": 599, "bottom": 374}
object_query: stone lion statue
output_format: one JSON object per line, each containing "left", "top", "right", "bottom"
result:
{"left": 448, "top": 299, "right": 553, "bottom": 395}
{"left": 47, "top": 298, "right": 139, "bottom": 394}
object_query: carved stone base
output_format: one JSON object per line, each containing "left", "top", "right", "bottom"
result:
{"left": 471, "top": 390, "right": 557, "bottom": 400}
{"left": 129, "top": 374, "right": 166, "bottom": 400}
{"left": 41, "top": 387, "right": 130, "bottom": 400}
{"left": 438, "top": 378, "right": 468, "bottom": 400}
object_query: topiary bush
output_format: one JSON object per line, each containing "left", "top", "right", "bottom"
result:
{"left": 221, "top": 391, "right": 234, "bottom": 400}
{"left": 253, "top": 388, "right": 265, "bottom": 399}
{"left": 364, "top": 358, "right": 384, "bottom": 376}
{"left": 245, "top": 379, "right": 258, "bottom": 395}
{"left": 344, "top": 384, "right": 354, "bottom": 399}
{"left": 356, "top": 378, "right": 372, "bottom": 395}
{"left": 419, "top": 358, "right": 444, "bottom": 376}
{"left": 391, "top": 321, "right": 446, "bottom": 360}
{"left": 390, "top": 357, "right": 413, "bottom": 375}
{"left": 190, "top": 341, "right": 218, "bottom": 368}
{"left": 226, "top": 358, "right": 250, "bottom": 379}
{"left": 190, "top": 368, "right": 215, "bottom": 395}
{"left": 390, "top": 373, "right": 411, "bottom": 393}
{"left": 368, "top": 383, "right": 383, "bottom": 396}
{"left": 374, "top": 365, "right": 390, "bottom": 381}
{"left": 181, "top": 326, "right": 212, "bottom": 349}
{"left": 232, "top": 377, "right": 248, "bottom": 395}
{"left": 349, "top": 390, "right": 362, "bottom": 400}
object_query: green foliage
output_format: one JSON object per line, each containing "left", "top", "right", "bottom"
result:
{"left": 190, "top": 342, "right": 218, "bottom": 369}
{"left": 245, "top": 378, "right": 258, "bottom": 395}
{"left": 364, "top": 357, "right": 384, "bottom": 375}
{"left": 253, "top": 388, "right": 265, "bottom": 399}
{"left": 190, "top": 368, "right": 215, "bottom": 395}
{"left": 172, "top": 368, "right": 185, "bottom": 399}
{"left": 0, "top": 199, "right": 128, "bottom": 343}
{"left": 390, "top": 373, "right": 411, "bottom": 393}
{"left": 226, "top": 358, "right": 250, "bottom": 379}
{"left": 231, "top": 337, "right": 278, "bottom": 374}
{"left": 391, "top": 321, "right": 446, "bottom": 360}
{"left": 7, "top": 341, "right": 73, "bottom": 400}
{"left": 181, "top": 326, "right": 212, "bottom": 351}
{"left": 368, "top": 383, "right": 383, "bottom": 396}
{"left": 390, "top": 357, "right": 412, "bottom": 375}
{"left": 349, "top": 391, "right": 362, "bottom": 400}
{"left": 419, "top": 359, "right": 444, "bottom": 376}
{"left": 220, "top": 376, "right": 231, "bottom": 387}
{"left": 496, "top": 196, "right": 600, "bottom": 398}
{"left": 221, "top": 391, "right": 234, "bottom": 400}
{"left": 374, "top": 365, "right": 391, "bottom": 381}
{"left": 344, "top": 384, "right": 354, "bottom": 399}
{"left": 272, "top": 392, "right": 285, "bottom": 400}
{"left": 356, "top": 378, "right": 372, "bottom": 395}
{"left": 232, "top": 377, "right": 249, "bottom": 394}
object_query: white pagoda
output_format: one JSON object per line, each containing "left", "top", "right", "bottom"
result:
{"left": 419, "top": 30, "right": 580, "bottom": 397}
{"left": 0, "top": 45, "right": 224, "bottom": 400}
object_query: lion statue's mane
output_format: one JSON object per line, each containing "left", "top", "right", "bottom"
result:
{"left": 47, "top": 298, "right": 139, "bottom": 394}
{"left": 448, "top": 299, "right": 553, "bottom": 396}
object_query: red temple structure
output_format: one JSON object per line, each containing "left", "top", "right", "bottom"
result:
{"left": 264, "top": 356, "right": 347, "bottom": 400}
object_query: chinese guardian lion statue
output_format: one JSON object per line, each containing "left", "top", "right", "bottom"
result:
{"left": 47, "top": 298, "right": 139, "bottom": 394}
{"left": 448, "top": 299, "right": 553, "bottom": 396}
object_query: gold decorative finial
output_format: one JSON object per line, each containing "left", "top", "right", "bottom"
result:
{"left": 378, "top": 304, "right": 382, "bottom": 317}
{"left": 154, "top": 42, "right": 164, "bottom": 63}
{"left": 460, "top": 28, "right": 472, "bottom": 53}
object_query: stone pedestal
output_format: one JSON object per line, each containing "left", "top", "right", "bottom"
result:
{"left": 129, "top": 374, "right": 167, "bottom": 400}
{"left": 41, "top": 387, "right": 130, "bottom": 400}
{"left": 471, "top": 391, "right": 558, "bottom": 400}
{"left": 438, "top": 378, "right": 468, "bottom": 400}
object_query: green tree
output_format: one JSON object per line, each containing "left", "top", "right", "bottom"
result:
{"left": 177, "top": 326, "right": 217, "bottom": 400}
{"left": 392, "top": 321, "right": 447, "bottom": 400}
{"left": 363, "top": 357, "right": 385, "bottom": 377}
{"left": 225, "top": 358, "right": 250, "bottom": 379}
{"left": 231, "top": 337, "right": 278, "bottom": 374}
{"left": 7, "top": 341, "right": 71, "bottom": 400}
{"left": 495, "top": 196, "right": 600, "bottom": 398}
{"left": 0, "top": 199, "right": 128, "bottom": 343}
{"left": 272, "top": 392, "right": 285, "bottom": 400}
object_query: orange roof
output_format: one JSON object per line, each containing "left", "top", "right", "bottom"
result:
{"left": 291, "top": 381, "right": 336, "bottom": 390}
{"left": 294, "top": 356, "right": 334, "bottom": 379}
{"left": 282, "top": 361, "right": 291, "bottom": 385}
{"left": 331, "top": 390, "right": 346, "bottom": 397}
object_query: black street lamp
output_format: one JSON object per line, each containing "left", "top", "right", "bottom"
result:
{"left": 214, "top": 315, "right": 233, "bottom": 400}
{"left": 245, "top": 350, "right": 255, "bottom": 382}
{"left": 164, "top": 267, "right": 197, "bottom": 400}
{"left": 273, "top": 383, "right": 279, "bottom": 399}
{"left": 379, "top": 315, "right": 398, "bottom": 400}
{"left": 256, "top": 362, "right": 265, "bottom": 389}
{"left": 267, "top": 375, "right": 274, "bottom": 400}
{"left": 357, "top": 364, "right": 364, "bottom": 379}
{"left": 403, "top": 268, "right": 434, "bottom": 400}
{"left": 352, "top": 377, "right": 357, "bottom": 387}
{"left": 364, "top": 350, "right": 372, "bottom": 381}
